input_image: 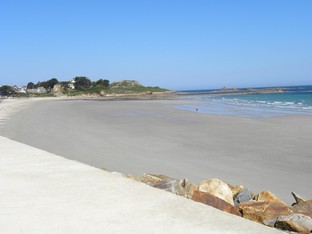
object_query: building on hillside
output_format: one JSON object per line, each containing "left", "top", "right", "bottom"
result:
{"left": 26, "top": 87, "right": 47, "bottom": 94}
{"left": 68, "top": 79, "right": 75, "bottom": 89}
{"left": 17, "top": 86, "right": 27, "bottom": 93}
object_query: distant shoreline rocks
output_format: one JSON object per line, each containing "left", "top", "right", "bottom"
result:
{"left": 175, "top": 87, "right": 286, "bottom": 99}
{"left": 245, "top": 87, "right": 284, "bottom": 94}
{"left": 220, "top": 87, "right": 284, "bottom": 94}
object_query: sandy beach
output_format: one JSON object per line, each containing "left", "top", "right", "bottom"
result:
{"left": 1, "top": 97, "right": 311, "bottom": 204}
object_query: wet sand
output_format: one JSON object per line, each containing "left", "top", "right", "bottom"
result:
{"left": 1, "top": 98, "right": 311, "bottom": 204}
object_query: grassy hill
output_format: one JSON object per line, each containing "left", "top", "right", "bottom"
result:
{"left": 65, "top": 80, "right": 169, "bottom": 96}
{"left": 108, "top": 80, "right": 168, "bottom": 94}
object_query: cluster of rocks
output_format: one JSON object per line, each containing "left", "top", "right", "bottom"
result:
{"left": 110, "top": 80, "right": 143, "bottom": 89}
{"left": 124, "top": 173, "right": 312, "bottom": 233}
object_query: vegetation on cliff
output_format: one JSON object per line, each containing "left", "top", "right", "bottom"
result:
{"left": 0, "top": 78, "right": 169, "bottom": 97}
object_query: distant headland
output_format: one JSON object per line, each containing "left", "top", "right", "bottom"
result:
{"left": 0, "top": 78, "right": 172, "bottom": 98}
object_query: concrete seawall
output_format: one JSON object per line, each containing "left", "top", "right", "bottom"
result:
{"left": 0, "top": 136, "right": 282, "bottom": 233}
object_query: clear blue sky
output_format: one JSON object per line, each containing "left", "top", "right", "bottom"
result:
{"left": 1, "top": 0, "right": 311, "bottom": 90}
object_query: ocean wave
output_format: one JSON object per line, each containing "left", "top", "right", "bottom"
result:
{"left": 216, "top": 96, "right": 312, "bottom": 115}
{"left": 176, "top": 87, "right": 312, "bottom": 117}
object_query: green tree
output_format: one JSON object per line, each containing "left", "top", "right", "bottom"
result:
{"left": 95, "top": 79, "right": 110, "bottom": 88}
{"left": 74, "top": 76, "right": 92, "bottom": 90}
{"left": 36, "top": 78, "right": 59, "bottom": 90}
{"left": 0, "top": 85, "right": 15, "bottom": 96}
{"left": 46, "top": 78, "right": 59, "bottom": 89}
{"left": 27, "top": 82, "right": 35, "bottom": 89}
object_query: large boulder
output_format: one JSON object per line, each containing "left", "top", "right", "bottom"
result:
{"left": 291, "top": 193, "right": 312, "bottom": 213}
{"left": 291, "top": 192, "right": 306, "bottom": 205}
{"left": 199, "top": 179, "right": 234, "bottom": 205}
{"left": 239, "top": 201, "right": 291, "bottom": 223}
{"left": 141, "top": 173, "right": 174, "bottom": 184}
{"left": 231, "top": 185, "right": 245, "bottom": 198}
{"left": 178, "top": 178, "right": 199, "bottom": 199}
{"left": 152, "top": 178, "right": 198, "bottom": 199}
{"left": 292, "top": 201, "right": 312, "bottom": 213}
{"left": 99, "top": 90, "right": 106, "bottom": 96}
{"left": 275, "top": 213, "right": 312, "bottom": 233}
{"left": 254, "top": 191, "right": 287, "bottom": 206}
{"left": 152, "top": 180, "right": 180, "bottom": 194}
{"left": 192, "top": 190, "right": 242, "bottom": 216}
{"left": 234, "top": 188, "right": 253, "bottom": 206}
{"left": 139, "top": 174, "right": 198, "bottom": 199}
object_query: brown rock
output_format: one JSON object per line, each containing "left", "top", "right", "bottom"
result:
{"left": 239, "top": 201, "right": 291, "bottom": 223}
{"left": 275, "top": 213, "right": 312, "bottom": 233}
{"left": 292, "top": 192, "right": 306, "bottom": 204}
{"left": 199, "top": 179, "right": 234, "bottom": 205}
{"left": 179, "top": 178, "right": 198, "bottom": 199}
{"left": 152, "top": 178, "right": 198, "bottom": 199}
{"left": 125, "top": 174, "right": 142, "bottom": 182}
{"left": 192, "top": 190, "right": 242, "bottom": 216}
{"left": 152, "top": 180, "right": 180, "bottom": 194}
{"left": 292, "top": 200, "right": 312, "bottom": 213}
{"left": 254, "top": 191, "right": 288, "bottom": 206}
{"left": 99, "top": 90, "right": 106, "bottom": 96}
{"left": 141, "top": 173, "right": 174, "bottom": 184}
{"left": 291, "top": 193, "right": 312, "bottom": 213}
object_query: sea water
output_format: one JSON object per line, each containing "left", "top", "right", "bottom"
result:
{"left": 174, "top": 85, "right": 312, "bottom": 118}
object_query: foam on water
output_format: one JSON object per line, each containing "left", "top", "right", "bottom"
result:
{"left": 174, "top": 86, "right": 312, "bottom": 118}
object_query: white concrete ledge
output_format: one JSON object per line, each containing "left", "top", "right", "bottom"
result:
{"left": 0, "top": 136, "right": 282, "bottom": 233}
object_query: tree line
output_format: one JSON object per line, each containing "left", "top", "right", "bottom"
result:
{"left": 0, "top": 77, "right": 110, "bottom": 96}
{"left": 26, "top": 78, "right": 59, "bottom": 90}
{"left": 72, "top": 77, "right": 109, "bottom": 90}
{"left": 27, "top": 77, "right": 110, "bottom": 91}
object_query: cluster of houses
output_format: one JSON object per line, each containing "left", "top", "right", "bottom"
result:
{"left": 22, "top": 86, "right": 47, "bottom": 94}
{"left": 0, "top": 85, "right": 48, "bottom": 94}
{"left": 0, "top": 80, "right": 76, "bottom": 96}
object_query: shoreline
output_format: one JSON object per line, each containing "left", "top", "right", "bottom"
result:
{"left": 1, "top": 97, "right": 311, "bottom": 205}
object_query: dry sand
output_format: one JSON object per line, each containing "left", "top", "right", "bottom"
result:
{"left": 1, "top": 97, "right": 311, "bottom": 204}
